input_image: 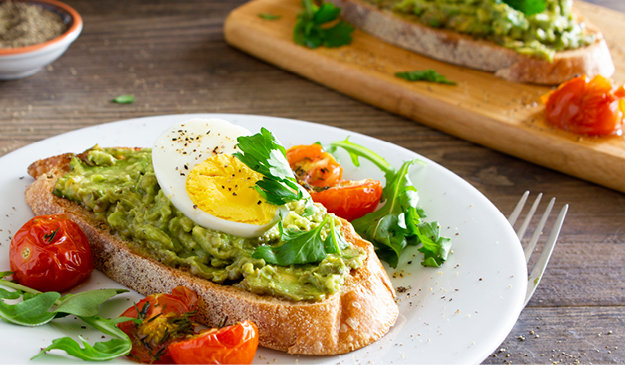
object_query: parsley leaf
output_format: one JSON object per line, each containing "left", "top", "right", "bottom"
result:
{"left": 112, "top": 94, "right": 135, "bottom": 104}
{"left": 293, "top": 0, "right": 354, "bottom": 49}
{"left": 503, "top": 0, "right": 546, "bottom": 16}
{"left": 329, "top": 139, "right": 452, "bottom": 268}
{"left": 253, "top": 215, "right": 345, "bottom": 265}
{"left": 234, "top": 128, "right": 314, "bottom": 211}
{"left": 258, "top": 13, "right": 282, "bottom": 20}
{"left": 395, "top": 69, "right": 457, "bottom": 85}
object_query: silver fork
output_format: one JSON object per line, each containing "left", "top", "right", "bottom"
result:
{"left": 507, "top": 191, "right": 569, "bottom": 307}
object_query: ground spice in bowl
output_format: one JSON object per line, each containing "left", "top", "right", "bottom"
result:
{"left": 0, "top": 0, "right": 68, "bottom": 49}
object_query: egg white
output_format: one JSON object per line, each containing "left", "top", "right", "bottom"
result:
{"left": 152, "top": 118, "right": 285, "bottom": 238}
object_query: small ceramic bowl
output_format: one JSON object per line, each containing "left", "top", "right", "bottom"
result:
{"left": 0, "top": 0, "right": 82, "bottom": 80}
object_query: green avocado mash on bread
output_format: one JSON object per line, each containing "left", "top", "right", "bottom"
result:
{"left": 382, "top": 0, "right": 594, "bottom": 61}
{"left": 53, "top": 147, "right": 365, "bottom": 302}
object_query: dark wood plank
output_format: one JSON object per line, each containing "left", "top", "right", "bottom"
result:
{"left": 484, "top": 306, "right": 624, "bottom": 364}
{"left": 0, "top": 0, "right": 623, "bottom": 364}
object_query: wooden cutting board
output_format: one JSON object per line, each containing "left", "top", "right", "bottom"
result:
{"left": 224, "top": 0, "right": 625, "bottom": 193}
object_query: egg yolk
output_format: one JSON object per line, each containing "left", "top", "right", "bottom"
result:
{"left": 186, "top": 154, "right": 278, "bottom": 225}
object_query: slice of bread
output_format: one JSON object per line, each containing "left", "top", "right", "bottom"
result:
{"left": 24, "top": 152, "right": 399, "bottom": 355}
{"left": 329, "top": 0, "right": 615, "bottom": 84}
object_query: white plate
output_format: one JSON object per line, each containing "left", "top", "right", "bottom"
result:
{"left": 0, "top": 114, "right": 526, "bottom": 364}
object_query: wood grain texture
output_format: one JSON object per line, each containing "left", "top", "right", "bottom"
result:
{"left": 224, "top": 0, "right": 625, "bottom": 193}
{"left": 0, "top": 0, "right": 623, "bottom": 364}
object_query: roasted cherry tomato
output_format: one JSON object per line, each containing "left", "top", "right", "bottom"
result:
{"left": 543, "top": 74, "right": 625, "bottom": 136}
{"left": 9, "top": 214, "right": 94, "bottom": 292}
{"left": 118, "top": 286, "right": 199, "bottom": 364}
{"left": 311, "top": 179, "right": 383, "bottom": 221}
{"left": 286, "top": 144, "right": 383, "bottom": 221}
{"left": 286, "top": 144, "right": 342, "bottom": 188}
{"left": 168, "top": 320, "right": 259, "bottom": 365}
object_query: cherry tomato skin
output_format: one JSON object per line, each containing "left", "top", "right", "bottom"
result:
{"left": 544, "top": 75, "right": 624, "bottom": 136}
{"left": 118, "top": 286, "right": 198, "bottom": 364}
{"left": 311, "top": 179, "right": 383, "bottom": 221}
{"left": 168, "top": 320, "right": 259, "bottom": 365}
{"left": 287, "top": 144, "right": 342, "bottom": 188}
{"left": 9, "top": 214, "right": 94, "bottom": 292}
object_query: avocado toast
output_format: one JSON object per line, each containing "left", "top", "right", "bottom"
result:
{"left": 329, "top": 0, "right": 614, "bottom": 84}
{"left": 24, "top": 148, "right": 399, "bottom": 355}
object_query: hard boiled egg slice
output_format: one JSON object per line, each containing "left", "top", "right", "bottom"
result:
{"left": 152, "top": 118, "right": 285, "bottom": 238}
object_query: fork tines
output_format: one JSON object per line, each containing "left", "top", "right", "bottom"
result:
{"left": 508, "top": 191, "right": 568, "bottom": 306}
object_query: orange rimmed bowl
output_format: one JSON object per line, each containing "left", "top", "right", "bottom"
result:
{"left": 0, "top": 0, "right": 82, "bottom": 80}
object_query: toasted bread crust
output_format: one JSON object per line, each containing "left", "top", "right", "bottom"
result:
{"left": 329, "top": 0, "right": 615, "bottom": 84}
{"left": 25, "top": 152, "right": 398, "bottom": 355}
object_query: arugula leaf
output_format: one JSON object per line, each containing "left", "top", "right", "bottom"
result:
{"left": 0, "top": 288, "right": 21, "bottom": 300}
{"left": 0, "top": 277, "right": 129, "bottom": 320}
{"left": 395, "top": 69, "right": 457, "bottom": 85}
{"left": 32, "top": 315, "right": 135, "bottom": 361}
{"left": 351, "top": 160, "right": 418, "bottom": 266}
{"left": 54, "top": 289, "right": 129, "bottom": 317}
{"left": 0, "top": 278, "right": 134, "bottom": 361}
{"left": 253, "top": 215, "right": 330, "bottom": 265}
{"left": 252, "top": 214, "right": 349, "bottom": 265}
{"left": 415, "top": 221, "right": 452, "bottom": 267}
{"left": 503, "top": 0, "right": 546, "bottom": 16}
{"left": 112, "top": 94, "right": 135, "bottom": 104}
{"left": 326, "top": 138, "right": 393, "bottom": 173}
{"left": 329, "top": 140, "right": 452, "bottom": 268}
{"left": 234, "top": 128, "right": 314, "bottom": 212}
{"left": 293, "top": 0, "right": 354, "bottom": 49}
{"left": 0, "top": 291, "right": 60, "bottom": 326}
{"left": 324, "top": 216, "right": 348, "bottom": 254}
{"left": 258, "top": 13, "right": 282, "bottom": 20}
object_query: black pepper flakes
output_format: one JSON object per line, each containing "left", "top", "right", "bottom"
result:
{"left": 0, "top": 1, "right": 68, "bottom": 49}
{"left": 396, "top": 286, "right": 409, "bottom": 293}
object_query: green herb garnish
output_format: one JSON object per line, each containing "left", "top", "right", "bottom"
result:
{"left": 258, "top": 13, "right": 282, "bottom": 20}
{"left": 43, "top": 228, "right": 58, "bottom": 242}
{"left": 323, "top": 216, "right": 349, "bottom": 254}
{"left": 328, "top": 139, "right": 452, "bottom": 268}
{"left": 112, "top": 94, "right": 135, "bottom": 104}
{"left": 236, "top": 128, "right": 349, "bottom": 266}
{"left": 0, "top": 272, "right": 136, "bottom": 361}
{"left": 32, "top": 315, "right": 136, "bottom": 361}
{"left": 503, "top": 0, "right": 546, "bottom": 16}
{"left": 253, "top": 214, "right": 347, "bottom": 265}
{"left": 293, "top": 0, "right": 354, "bottom": 49}
{"left": 395, "top": 69, "right": 457, "bottom": 85}
{"left": 234, "top": 128, "right": 313, "bottom": 212}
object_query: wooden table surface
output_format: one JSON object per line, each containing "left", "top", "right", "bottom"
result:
{"left": 1, "top": 0, "right": 623, "bottom": 363}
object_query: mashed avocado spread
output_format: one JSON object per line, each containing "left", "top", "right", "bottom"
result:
{"left": 382, "top": 0, "right": 594, "bottom": 61}
{"left": 53, "top": 147, "right": 365, "bottom": 302}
